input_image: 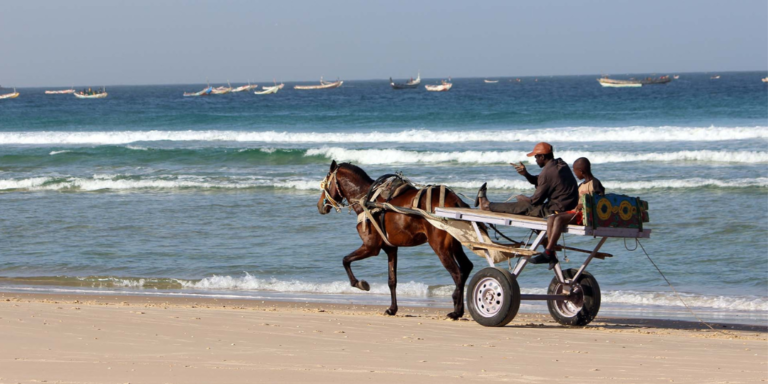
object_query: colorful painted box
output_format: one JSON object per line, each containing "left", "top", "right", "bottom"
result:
{"left": 581, "top": 193, "right": 649, "bottom": 229}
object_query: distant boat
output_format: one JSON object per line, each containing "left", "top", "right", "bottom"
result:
{"left": 183, "top": 86, "right": 213, "bottom": 97}
{"left": 484, "top": 79, "right": 499, "bottom": 84}
{"left": 597, "top": 77, "right": 642, "bottom": 88}
{"left": 294, "top": 77, "right": 343, "bottom": 90}
{"left": 45, "top": 89, "right": 75, "bottom": 94}
{"left": 232, "top": 82, "right": 258, "bottom": 93}
{"left": 425, "top": 80, "right": 452, "bottom": 92}
{"left": 762, "top": 77, "right": 767, "bottom": 83}
{"left": 711, "top": 75, "right": 720, "bottom": 79}
{"left": 390, "top": 72, "right": 420, "bottom": 89}
{"left": 255, "top": 85, "right": 280, "bottom": 95}
{"left": 640, "top": 75, "right": 672, "bottom": 85}
{"left": 74, "top": 88, "right": 107, "bottom": 99}
{"left": 673, "top": 75, "right": 680, "bottom": 79}
{"left": 0, "top": 88, "right": 19, "bottom": 99}
{"left": 211, "top": 82, "right": 233, "bottom": 95}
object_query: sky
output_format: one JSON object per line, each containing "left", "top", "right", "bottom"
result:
{"left": 1, "top": 0, "right": 766, "bottom": 87}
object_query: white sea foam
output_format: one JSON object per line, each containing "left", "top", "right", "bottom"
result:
{"left": 444, "top": 177, "right": 768, "bottom": 191}
{"left": 0, "top": 175, "right": 319, "bottom": 191}
{"left": 5, "top": 274, "right": 765, "bottom": 312}
{"left": 49, "top": 150, "right": 72, "bottom": 156}
{"left": 307, "top": 148, "right": 768, "bottom": 165}
{"left": 177, "top": 273, "right": 432, "bottom": 297}
{"left": 113, "top": 273, "right": 764, "bottom": 312}
{"left": 0, "top": 175, "right": 764, "bottom": 192}
{"left": 0, "top": 126, "right": 765, "bottom": 145}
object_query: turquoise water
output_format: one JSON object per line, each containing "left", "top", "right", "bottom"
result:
{"left": 0, "top": 72, "right": 766, "bottom": 324}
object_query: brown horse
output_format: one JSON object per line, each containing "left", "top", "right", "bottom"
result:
{"left": 317, "top": 160, "right": 473, "bottom": 319}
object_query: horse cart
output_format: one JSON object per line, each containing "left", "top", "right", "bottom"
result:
{"left": 319, "top": 162, "right": 650, "bottom": 327}
{"left": 433, "top": 197, "right": 650, "bottom": 327}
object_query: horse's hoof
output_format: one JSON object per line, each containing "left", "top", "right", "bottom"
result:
{"left": 446, "top": 312, "right": 461, "bottom": 320}
{"left": 355, "top": 280, "right": 370, "bottom": 291}
{"left": 384, "top": 308, "right": 397, "bottom": 316}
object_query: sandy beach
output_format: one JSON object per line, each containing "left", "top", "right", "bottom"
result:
{"left": 0, "top": 292, "right": 765, "bottom": 384}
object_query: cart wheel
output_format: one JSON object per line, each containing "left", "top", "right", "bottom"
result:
{"left": 547, "top": 268, "right": 601, "bottom": 326}
{"left": 467, "top": 267, "right": 520, "bottom": 327}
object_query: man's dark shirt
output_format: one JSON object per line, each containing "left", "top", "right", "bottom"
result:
{"left": 522, "top": 158, "right": 579, "bottom": 212}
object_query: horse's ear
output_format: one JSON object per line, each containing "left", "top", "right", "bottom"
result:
{"left": 330, "top": 160, "right": 338, "bottom": 172}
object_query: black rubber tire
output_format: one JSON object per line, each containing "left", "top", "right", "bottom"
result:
{"left": 547, "top": 268, "right": 601, "bottom": 326}
{"left": 466, "top": 267, "right": 521, "bottom": 327}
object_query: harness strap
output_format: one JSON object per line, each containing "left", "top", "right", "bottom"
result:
{"left": 360, "top": 203, "right": 394, "bottom": 247}
{"left": 426, "top": 186, "right": 433, "bottom": 213}
{"left": 412, "top": 186, "right": 427, "bottom": 209}
{"left": 439, "top": 185, "right": 446, "bottom": 208}
{"left": 391, "top": 183, "right": 411, "bottom": 201}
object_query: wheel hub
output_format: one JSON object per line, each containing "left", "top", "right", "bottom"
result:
{"left": 474, "top": 277, "right": 504, "bottom": 318}
{"left": 553, "top": 282, "right": 584, "bottom": 318}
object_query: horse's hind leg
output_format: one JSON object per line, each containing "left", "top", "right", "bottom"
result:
{"left": 343, "top": 245, "right": 380, "bottom": 291}
{"left": 383, "top": 247, "right": 398, "bottom": 316}
{"left": 429, "top": 232, "right": 473, "bottom": 320}
{"left": 452, "top": 240, "right": 474, "bottom": 315}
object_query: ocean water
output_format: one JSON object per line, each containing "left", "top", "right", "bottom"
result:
{"left": 1, "top": 72, "right": 766, "bottom": 325}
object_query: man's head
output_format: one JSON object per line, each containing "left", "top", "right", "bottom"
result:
{"left": 573, "top": 157, "right": 591, "bottom": 180}
{"left": 527, "top": 142, "right": 554, "bottom": 168}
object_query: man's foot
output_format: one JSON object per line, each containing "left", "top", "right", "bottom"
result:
{"left": 474, "top": 182, "right": 488, "bottom": 210}
{"left": 529, "top": 249, "right": 558, "bottom": 270}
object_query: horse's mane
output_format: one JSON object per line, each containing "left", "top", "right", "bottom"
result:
{"left": 338, "top": 162, "right": 374, "bottom": 184}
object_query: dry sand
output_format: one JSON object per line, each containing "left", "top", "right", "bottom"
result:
{"left": 0, "top": 292, "right": 765, "bottom": 384}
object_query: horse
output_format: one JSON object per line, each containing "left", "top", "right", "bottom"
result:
{"left": 317, "top": 160, "right": 474, "bottom": 319}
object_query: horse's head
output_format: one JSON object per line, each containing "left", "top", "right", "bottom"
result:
{"left": 318, "top": 160, "right": 344, "bottom": 215}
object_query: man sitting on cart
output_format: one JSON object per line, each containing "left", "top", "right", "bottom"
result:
{"left": 475, "top": 142, "right": 578, "bottom": 218}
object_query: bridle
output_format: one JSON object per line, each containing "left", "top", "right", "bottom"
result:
{"left": 320, "top": 169, "right": 347, "bottom": 213}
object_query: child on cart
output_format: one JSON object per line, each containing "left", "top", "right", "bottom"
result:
{"left": 530, "top": 157, "right": 604, "bottom": 269}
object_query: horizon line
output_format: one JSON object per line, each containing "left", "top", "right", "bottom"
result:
{"left": 4, "top": 69, "right": 767, "bottom": 89}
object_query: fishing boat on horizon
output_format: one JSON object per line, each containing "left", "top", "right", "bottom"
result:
{"left": 762, "top": 77, "right": 768, "bottom": 83}
{"left": 45, "top": 88, "right": 75, "bottom": 94}
{"left": 673, "top": 75, "right": 680, "bottom": 79}
{"left": 710, "top": 75, "right": 720, "bottom": 79}
{"left": 390, "top": 72, "right": 420, "bottom": 89}
{"left": 294, "top": 77, "right": 343, "bottom": 90}
{"left": 484, "top": 79, "right": 499, "bottom": 84}
{"left": 211, "top": 82, "right": 233, "bottom": 95}
{"left": 425, "top": 80, "right": 452, "bottom": 92}
{"left": 232, "top": 82, "right": 258, "bottom": 93}
{"left": 255, "top": 85, "right": 280, "bottom": 95}
{"left": 0, "top": 88, "right": 19, "bottom": 99}
{"left": 640, "top": 75, "right": 672, "bottom": 85}
{"left": 74, "top": 87, "right": 108, "bottom": 99}
{"left": 597, "top": 77, "right": 642, "bottom": 88}
{"left": 183, "top": 85, "right": 213, "bottom": 97}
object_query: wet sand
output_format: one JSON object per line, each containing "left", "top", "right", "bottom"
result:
{"left": 0, "top": 292, "right": 765, "bottom": 383}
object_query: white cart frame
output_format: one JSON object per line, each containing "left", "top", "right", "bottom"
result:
{"left": 434, "top": 207, "right": 651, "bottom": 326}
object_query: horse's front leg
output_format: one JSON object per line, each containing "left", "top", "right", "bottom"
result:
{"left": 383, "top": 247, "right": 398, "bottom": 316}
{"left": 343, "top": 244, "right": 380, "bottom": 291}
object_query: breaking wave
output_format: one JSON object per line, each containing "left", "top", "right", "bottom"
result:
{"left": 0, "top": 175, "right": 765, "bottom": 192}
{"left": 9, "top": 274, "right": 764, "bottom": 312}
{"left": 308, "top": 148, "right": 768, "bottom": 165}
{"left": 447, "top": 177, "right": 768, "bottom": 191}
{"left": 0, "top": 175, "right": 318, "bottom": 192}
{"left": 0, "top": 126, "right": 765, "bottom": 145}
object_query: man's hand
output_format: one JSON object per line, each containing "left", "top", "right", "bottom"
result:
{"left": 511, "top": 161, "right": 528, "bottom": 176}
{"left": 516, "top": 195, "right": 531, "bottom": 204}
